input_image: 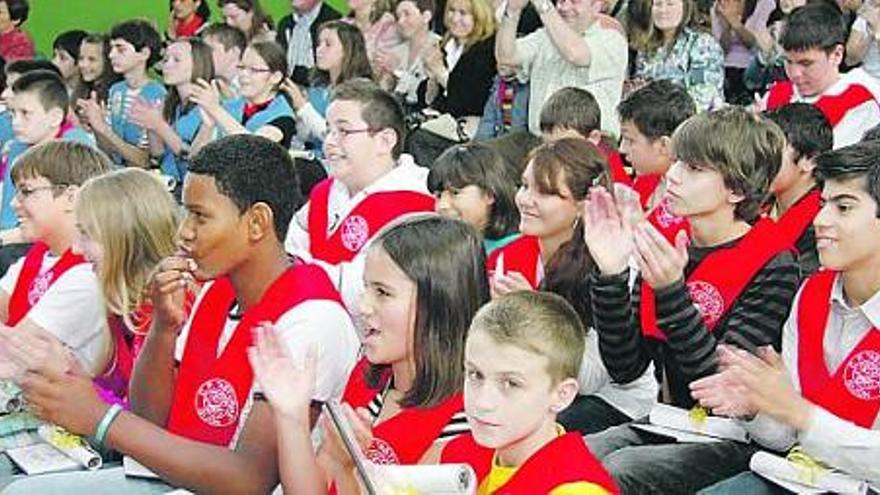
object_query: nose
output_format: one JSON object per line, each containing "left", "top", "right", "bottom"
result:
{"left": 813, "top": 201, "right": 832, "bottom": 229}
{"left": 358, "top": 290, "right": 375, "bottom": 319}
{"left": 176, "top": 215, "right": 195, "bottom": 248}
{"left": 465, "top": 380, "right": 496, "bottom": 415}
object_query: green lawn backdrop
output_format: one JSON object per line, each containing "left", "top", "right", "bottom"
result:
{"left": 27, "top": 0, "right": 348, "bottom": 59}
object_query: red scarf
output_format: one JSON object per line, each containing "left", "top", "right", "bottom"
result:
{"left": 632, "top": 175, "right": 690, "bottom": 244}
{"left": 441, "top": 432, "right": 619, "bottom": 494}
{"left": 167, "top": 263, "right": 342, "bottom": 446}
{"left": 307, "top": 178, "right": 435, "bottom": 264}
{"left": 242, "top": 100, "right": 271, "bottom": 122}
{"left": 595, "top": 142, "right": 632, "bottom": 186}
{"left": 797, "top": 270, "right": 880, "bottom": 428}
{"left": 175, "top": 14, "right": 205, "bottom": 38}
{"left": 486, "top": 235, "right": 542, "bottom": 289}
{"left": 765, "top": 81, "right": 876, "bottom": 126}
{"left": 640, "top": 219, "right": 790, "bottom": 341}
{"left": 772, "top": 189, "right": 821, "bottom": 252}
{"left": 6, "top": 242, "right": 86, "bottom": 326}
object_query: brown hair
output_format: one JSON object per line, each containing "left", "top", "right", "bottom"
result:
{"left": 217, "top": 0, "right": 274, "bottom": 41}
{"left": 13, "top": 141, "right": 114, "bottom": 188}
{"left": 331, "top": 78, "right": 406, "bottom": 158}
{"left": 163, "top": 37, "right": 216, "bottom": 122}
{"left": 311, "top": 20, "right": 373, "bottom": 86}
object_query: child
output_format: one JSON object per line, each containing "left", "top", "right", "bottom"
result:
{"left": 0, "top": 141, "right": 113, "bottom": 379}
{"left": 73, "top": 33, "right": 119, "bottom": 108}
{"left": 0, "top": 0, "right": 33, "bottom": 62}
{"left": 583, "top": 107, "right": 801, "bottom": 492}
{"left": 539, "top": 86, "right": 631, "bottom": 185}
{"left": 440, "top": 291, "right": 619, "bottom": 494}
{"left": 764, "top": 102, "right": 834, "bottom": 277}
{"left": 78, "top": 19, "right": 166, "bottom": 167}
{"left": 168, "top": 0, "right": 211, "bottom": 39}
{"left": 285, "top": 79, "right": 435, "bottom": 316}
{"left": 694, "top": 140, "right": 880, "bottom": 493}
{"left": 428, "top": 142, "right": 521, "bottom": 255}
{"left": 202, "top": 23, "right": 247, "bottom": 99}
{"left": 4, "top": 135, "right": 359, "bottom": 494}
{"left": 762, "top": 2, "right": 880, "bottom": 148}
{"left": 617, "top": 79, "right": 696, "bottom": 243}
{"left": 0, "top": 59, "right": 60, "bottom": 153}
{"left": 51, "top": 30, "right": 88, "bottom": 97}
{"left": 250, "top": 215, "right": 489, "bottom": 493}
{"left": 130, "top": 37, "right": 214, "bottom": 187}
{"left": 0, "top": 70, "right": 95, "bottom": 248}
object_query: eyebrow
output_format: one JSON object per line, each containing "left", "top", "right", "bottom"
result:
{"left": 822, "top": 193, "right": 861, "bottom": 203}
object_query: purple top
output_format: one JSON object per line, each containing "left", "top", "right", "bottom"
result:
{"left": 711, "top": 0, "right": 776, "bottom": 69}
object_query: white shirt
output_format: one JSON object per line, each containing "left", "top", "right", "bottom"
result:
{"left": 0, "top": 253, "right": 109, "bottom": 375}
{"left": 285, "top": 155, "right": 430, "bottom": 322}
{"left": 853, "top": 17, "right": 880, "bottom": 81}
{"left": 174, "top": 279, "right": 360, "bottom": 449}
{"left": 743, "top": 274, "right": 880, "bottom": 486}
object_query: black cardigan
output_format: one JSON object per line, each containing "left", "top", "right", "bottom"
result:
{"left": 419, "top": 35, "right": 497, "bottom": 117}
{"left": 276, "top": 4, "right": 342, "bottom": 85}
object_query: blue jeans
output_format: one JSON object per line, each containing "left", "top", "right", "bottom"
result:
{"left": 698, "top": 472, "right": 788, "bottom": 494}
{"left": 474, "top": 75, "right": 530, "bottom": 141}
{"left": 585, "top": 423, "right": 757, "bottom": 495}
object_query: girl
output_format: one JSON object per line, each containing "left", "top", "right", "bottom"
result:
{"left": 168, "top": 0, "right": 211, "bottom": 40}
{"left": 74, "top": 33, "right": 118, "bottom": 108}
{"left": 51, "top": 30, "right": 87, "bottom": 98}
{"left": 249, "top": 215, "right": 490, "bottom": 494}
{"left": 74, "top": 168, "right": 182, "bottom": 402}
{"left": 629, "top": 0, "right": 725, "bottom": 111}
{"left": 711, "top": 0, "right": 775, "bottom": 104}
{"left": 346, "top": 0, "right": 401, "bottom": 64}
{"left": 218, "top": 0, "right": 275, "bottom": 43}
{"left": 130, "top": 37, "right": 214, "bottom": 187}
{"left": 191, "top": 40, "right": 295, "bottom": 152}
{"left": 428, "top": 143, "right": 520, "bottom": 255}
{"left": 489, "top": 138, "right": 659, "bottom": 434}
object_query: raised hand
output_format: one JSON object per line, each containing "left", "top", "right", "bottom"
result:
{"left": 149, "top": 253, "right": 196, "bottom": 331}
{"left": 129, "top": 97, "right": 164, "bottom": 131}
{"left": 76, "top": 92, "right": 108, "bottom": 133}
{"left": 190, "top": 78, "right": 223, "bottom": 114}
{"left": 248, "top": 323, "right": 317, "bottom": 421}
{"left": 633, "top": 222, "right": 688, "bottom": 289}
{"left": 583, "top": 185, "right": 635, "bottom": 275}
{"left": 280, "top": 78, "right": 308, "bottom": 111}
{"left": 490, "top": 271, "right": 534, "bottom": 299}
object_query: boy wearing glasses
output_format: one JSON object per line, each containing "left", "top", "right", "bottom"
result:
{"left": 285, "top": 79, "right": 435, "bottom": 319}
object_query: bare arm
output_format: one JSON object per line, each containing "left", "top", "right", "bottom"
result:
{"left": 534, "top": 0, "right": 593, "bottom": 66}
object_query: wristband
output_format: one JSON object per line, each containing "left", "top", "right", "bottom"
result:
{"left": 94, "top": 403, "right": 123, "bottom": 447}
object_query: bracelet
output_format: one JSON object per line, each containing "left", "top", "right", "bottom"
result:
{"left": 94, "top": 403, "right": 123, "bottom": 447}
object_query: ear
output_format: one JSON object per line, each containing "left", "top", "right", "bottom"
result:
{"left": 61, "top": 185, "right": 80, "bottom": 213}
{"left": 797, "top": 156, "right": 818, "bottom": 175}
{"left": 245, "top": 202, "right": 275, "bottom": 243}
{"left": 269, "top": 71, "right": 284, "bottom": 88}
{"left": 48, "top": 107, "right": 65, "bottom": 128}
{"left": 375, "top": 127, "right": 399, "bottom": 157}
{"left": 482, "top": 190, "right": 496, "bottom": 206}
{"left": 727, "top": 188, "right": 745, "bottom": 207}
{"left": 549, "top": 377, "right": 579, "bottom": 414}
{"left": 587, "top": 129, "right": 603, "bottom": 146}
{"left": 422, "top": 10, "right": 433, "bottom": 25}
{"left": 829, "top": 44, "right": 845, "bottom": 67}
{"left": 655, "top": 136, "right": 674, "bottom": 159}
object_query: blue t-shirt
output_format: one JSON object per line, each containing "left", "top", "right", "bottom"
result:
{"left": 0, "top": 112, "right": 13, "bottom": 151}
{"left": 107, "top": 80, "right": 167, "bottom": 165}
{"left": 159, "top": 104, "right": 202, "bottom": 184}
{"left": 0, "top": 127, "right": 96, "bottom": 229}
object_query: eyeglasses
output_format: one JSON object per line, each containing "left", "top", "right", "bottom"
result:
{"left": 326, "top": 126, "right": 376, "bottom": 139}
{"left": 236, "top": 65, "right": 274, "bottom": 76}
{"left": 15, "top": 185, "right": 67, "bottom": 200}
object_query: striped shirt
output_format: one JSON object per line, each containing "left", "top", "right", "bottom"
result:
{"left": 366, "top": 382, "right": 470, "bottom": 441}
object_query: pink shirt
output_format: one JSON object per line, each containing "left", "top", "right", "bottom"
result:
{"left": 0, "top": 28, "right": 34, "bottom": 61}
{"left": 711, "top": 0, "right": 776, "bottom": 69}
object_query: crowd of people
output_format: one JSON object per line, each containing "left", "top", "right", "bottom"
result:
{"left": 0, "top": 0, "right": 877, "bottom": 493}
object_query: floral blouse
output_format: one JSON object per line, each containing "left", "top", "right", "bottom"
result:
{"left": 635, "top": 27, "right": 726, "bottom": 111}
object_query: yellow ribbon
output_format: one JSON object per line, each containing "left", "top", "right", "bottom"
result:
{"left": 786, "top": 446, "right": 830, "bottom": 486}
{"left": 46, "top": 426, "right": 85, "bottom": 450}
{"left": 688, "top": 405, "right": 709, "bottom": 428}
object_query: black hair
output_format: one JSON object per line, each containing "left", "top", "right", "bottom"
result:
{"left": 12, "top": 70, "right": 69, "bottom": 115}
{"left": 618, "top": 79, "right": 696, "bottom": 140}
{"left": 53, "top": 30, "right": 89, "bottom": 61}
{"left": 6, "top": 59, "right": 61, "bottom": 78}
{"left": 188, "top": 135, "right": 303, "bottom": 239}
{"left": 109, "top": 19, "right": 163, "bottom": 68}
{"left": 780, "top": 2, "right": 847, "bottom": 53}
{"left": 862, "top": 122, "right": 880, "bottom": 143}
{"left": 4, "top": 0, "right": 28, "bottom": 25}
{"left": 170, "top": 0, "right": 211, "bottom": 19}
{"left": 815, "top": 141, "right": 880, "bottom": 218}
{"left": 202, "top": 22, "right": 248, "bottom": 53}
{"left": 764, "top": 102, "right": 833, "bottom": 162}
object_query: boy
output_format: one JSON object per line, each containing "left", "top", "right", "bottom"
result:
{"left": 763, "top": 2, "right": 880, "bottom": 148}
{"left": 202, "top": 22, "right": 246, "bottom": 100}
{"left": 693, "top": 140, "right": 880, "bottom": 492}
{"left": 4, "top": 135, "right": 359, "bottom": 493}
{"left": 0, "top": 70, "right": 94, "bottom": 257}
{"left": 284, "top": 79, "right": 434, "bottom": 314}
{"left": 539, "top": 86, "right": 631, "bottom": 185}
{"left": 582, "top": 107, "right": 801, "bottom": 492}
{"left": 78, "top": 19, "right": 165, "bottom": 168}
{"left": 764, "top": 102, "right": 834, "bottom": 277}
{"left": 617, "top": 79, "right": 696, "bottom": 242}
{"left": 441, "top": 291, "right": 619, "bottom": 494}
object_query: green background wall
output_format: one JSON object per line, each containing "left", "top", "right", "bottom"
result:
{"left": 27, "top": 0, "right": 348, "bottom": 58}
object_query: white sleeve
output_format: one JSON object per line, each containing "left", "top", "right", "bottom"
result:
{"left": 0, "top": 256, "right": 24, "bottom": 294}
{"left": 174, "top": 282, "right": 214, "bottom": 362}
{"left": 269, "top": 300, "right": 360, "bottom": 402}
{"left": 578, "top": 331, "right": 611, "bottom": 395}
{"left": 799, "top": 406, "right": 880, "bottom": 485}
{"left": 515, "top": 29, "right": 545, "bottom": 78}
{"left": 833, "top": 100, "right": 880, "bottom": 148}
{"left": 284, "top": 202, "right": 312, "bottom": 255}
{"left": 295, "top": 102, "right": 328, "bottom": 141}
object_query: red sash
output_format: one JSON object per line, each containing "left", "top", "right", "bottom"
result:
{"left": 486, "top": 235, "right": 542, "bottom": 289}
{"left": 640, "top": 219, "right": 790, "bottom": 341}
{"left": 765, "top": 81, "right": 877, "bottom": 126}
{"left": 307, "top": 178, "right": 436, "bottom": 264}
{"left": 596, "top": 142, "right": 632, "bottom": 186}
{"left": 441, "top": 432, "right": 619, "bottom": 494}
{"left": 797, "top": 271, "right": 880, "bottom": 428}
{"left": 167, "top": 263, "right": 343, "bottom": 446}
{"left": 341, "top": 358, "right": 464, "bottom": 465}
{"left": 6, "top": 242, "right": 87, "bottom": 326}
{"left": 632, "top": 175, "right": 690, "bottom": 244}
{"left": 773, "top": 189, "right": 821, "bottom": 252}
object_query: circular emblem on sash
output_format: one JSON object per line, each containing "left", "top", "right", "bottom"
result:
{"left": 194, "top": 378, "right": 239, "bottom": 427}
{"left": 655, "top": 197, "right": 684, "bottom": 229}
{"left": 365, "top": 437, "right": 400, "bottom": 465}
{"left": 28, "top": 272, "right": 53, "bottom": 306}
{"left": 341, "top": 215, "right": 369, "bottom": 252}
{"left": 687, "top": 281, "right": 724, "bottom": 326}
{"left": 844, "top": 350, "right": 880, "bottom": 400}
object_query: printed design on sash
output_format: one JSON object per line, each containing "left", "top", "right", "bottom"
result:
{"left": 687, "top": 281, "right": 724, "bottom": 326}
{"left": 341, "top": 215, "right": 370, "bottom": 252}
{"left": 195, "top": 378, "right": 240, "bottom": 428}
{"left": 27, "top": 271, "right": 54, "bottom": 307}
{"left": 365, "top": 437, "right": 401, "bottom": 465}
{"left": 844, "top": 350, "right": 880, "bottom": 400}
{"left": 655, "top": 197, "right": 684, "bottom": 229}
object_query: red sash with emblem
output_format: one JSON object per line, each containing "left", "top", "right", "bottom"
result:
{"left": 167, "top": 263, "right": 343, "bottom": 446}
{"left": 341, "top": 358, "right": 463, "bottom": 465}
{"left": 765, "top": 81, "right": 876, "bottom": 126}
{"left": 640, "top": 219, "right": 791, "bottom": 341}
{"left": 486, "top": 235, "right": 542, "bottom": 289}
{"left": 797, "top": 271, "right": 880, "bottom": 428}
{"left": 307, "top": 178, "right": 435, "bottom": 264}
{"left": 6, "top": 242, "right": 87, "bottom": 326}
{"left": 596, "top": 142, "right": 632, "bottom": 187}
{"left": 441, "top": 431, "right": 619, "bottom": 494}
{"left": 632, "top": 175, "right": 690, "bottom": 245}
{"left": 773, "top": 189, "right": 821, "bottom": 252}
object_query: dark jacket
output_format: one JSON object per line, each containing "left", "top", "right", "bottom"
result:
{"left": 276, "top": 3, "right": 342, "bottom": 85}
